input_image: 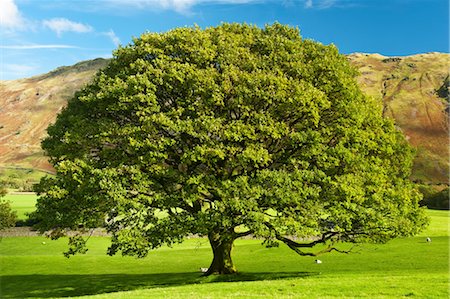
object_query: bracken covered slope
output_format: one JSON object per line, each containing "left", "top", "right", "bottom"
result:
{"left": 0, "top": 58, "right": 109, "bottom": 173}
{"left": 348, "top": 53, "right": 449, "bottom": 184}
{"left": 0, "top": 54, "right": 448, "bottom": 184}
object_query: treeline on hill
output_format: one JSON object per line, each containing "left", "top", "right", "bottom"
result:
{"left": 418, "top": 184, "right": 449, "bottom": 210}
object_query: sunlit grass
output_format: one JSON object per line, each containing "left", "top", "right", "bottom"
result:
{"left": 0, "top": 209, "right": 448, "bottom": 298}
{"left": 3, "top": 193, "right": 37, "bottom": 220}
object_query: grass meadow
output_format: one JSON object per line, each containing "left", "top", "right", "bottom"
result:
{"left": 3, "top": 193, "right": 37, "bottom": 220}
{"left": 0, "top": 194, "right": 448, "bottom": 298}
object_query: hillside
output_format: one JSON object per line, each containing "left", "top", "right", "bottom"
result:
{"left": 0, "top": 58, "right": 109, "bottom": 186}
{"left": 348, "top": 53, "right": 449, "bottom": 184}
{"left": 0, "top": 53, "right": 448, "bottom": 186}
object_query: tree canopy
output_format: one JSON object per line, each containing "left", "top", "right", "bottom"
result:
{"left": 33, "top": 23, "right": 428, "bottom": 274}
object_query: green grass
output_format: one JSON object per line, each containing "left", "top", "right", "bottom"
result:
{"left": 0, "top": 209, "right": 448, "bottom": 298}
{"left": 425, "top": 209, "right": 449, "bottom": 236}
{"left": 3, "top": 193, "right": 37, "bottom": 220}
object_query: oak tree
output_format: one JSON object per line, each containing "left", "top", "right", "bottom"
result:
{"left": 34, "top": 23, "right": 427, "bottom": 275}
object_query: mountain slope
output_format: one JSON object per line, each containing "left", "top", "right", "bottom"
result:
{"left": 0, "top": 58, "right": 109, "bottom": 173}
{"left": 348, "top": 53, "right": 449, "bottom": 183}
{"left": 0, "top": 54, "right": 448, "bottom": 185}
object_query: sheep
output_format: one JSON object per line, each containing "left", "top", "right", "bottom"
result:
{"left": 315, "top": 259, "right": 322, "bottom": 264}
{"left": 200, "top": 267, "right": 209, "bottom": 273}
{"left": 426, "top": 237, "right": 431, "bottom": 243}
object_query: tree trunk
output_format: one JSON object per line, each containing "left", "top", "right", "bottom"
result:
{"left": 204, "top": 231, "right": 237, "bottom": 275}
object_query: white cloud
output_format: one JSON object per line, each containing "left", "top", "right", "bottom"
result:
{"left": 304, "top": 0, "right": 341, "bottom": 9}
{"left": 318, "top": 0, "right": 337, "bottom": 9}
{"left": 0, "top": 0, "right": 26, "bottom": 30}
{"left": 157, "top": 0, "right": 197, "bottom": 13}
{"left": 43, "top": 18, "right": 93, "bottom": 37}
{"left": 105, "top": 0, "right": 197, "bottom": 13}
{"left": 104, "top": 29, "right": 121, "bottom": 47}
{"left": 104, "top": 0, "right": 257, "bottom": 14}
{"left": 0, "top": 44, "right": 78, "bottom": 49}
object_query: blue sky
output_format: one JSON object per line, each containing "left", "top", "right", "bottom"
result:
{"left": 1, "top": 0, "right": 448, "bottom": 80}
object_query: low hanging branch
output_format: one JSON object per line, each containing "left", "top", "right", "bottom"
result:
{"left": 264, "top": 222, "right": 354, "bottom": 256}
{"left": 286, "top": 243, "right": 356, "bottom": 257}
{"left": 233, "top": 229, "right": 254, "bottom": 239}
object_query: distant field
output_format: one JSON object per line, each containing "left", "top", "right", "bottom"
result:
{"left": 3, "top": 193, "right": 37, "bottom": 220}
{"left": 427, "top": 209, "right": 449, "bottom": 235}
{"left": 0, "top": 209, "right": 448, "bottom": 298}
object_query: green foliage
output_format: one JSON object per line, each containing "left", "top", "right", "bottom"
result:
{"left": 34, "top": 23, "right": 427, "bottom": 269}
{"left": 0, "top": 187, "right": 17, "bottom": 230}
{"left": 420, "top": 187, "right": 449, "bottom": 210}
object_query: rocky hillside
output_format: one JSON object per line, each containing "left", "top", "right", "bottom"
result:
{"left": 0, "top": 54, "right": 448, "bottom": 185}
{"left": 0, "top": 58, "right": 109, "bottom": 176}
{"left": 348, "top": 53, "right": 449, "bottom": 184}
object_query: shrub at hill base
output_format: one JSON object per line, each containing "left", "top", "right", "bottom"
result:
{"left": 33, "top": 23, "right": 428, "bottom": 275}
{"left": 0, "top": 187, "right": 17, "bottom": 230}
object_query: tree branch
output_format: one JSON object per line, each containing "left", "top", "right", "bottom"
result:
{"left": 233, "top": 229, "right": 253, "bottom": 239}
{"left": 286, "top": 243, "right": 355, "bottom": 256}
{"left": 265, "top": 222, "right": 337, "bottom": 247}
{"left": 263, "top": 222, "right": 358, "bottom": 256}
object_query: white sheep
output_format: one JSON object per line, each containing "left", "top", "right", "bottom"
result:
{"left": 315, "top": 259, "right": 322, "bottom": 264}
{"left": 426, "top": 237, "right": 431, "bottom": 243}
{"left": 200, "top": 267, "right": 209, "bottom": 273}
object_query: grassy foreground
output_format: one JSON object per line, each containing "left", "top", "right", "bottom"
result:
{"left": 3, "top": 193, "right": 37, "bottom": 220}
{"left": 0, "top": 210, "right": 448, "bottom": 298}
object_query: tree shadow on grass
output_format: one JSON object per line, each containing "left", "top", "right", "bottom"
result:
{"left": 0, "top": 271, "right": 318, "bottom": 298}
